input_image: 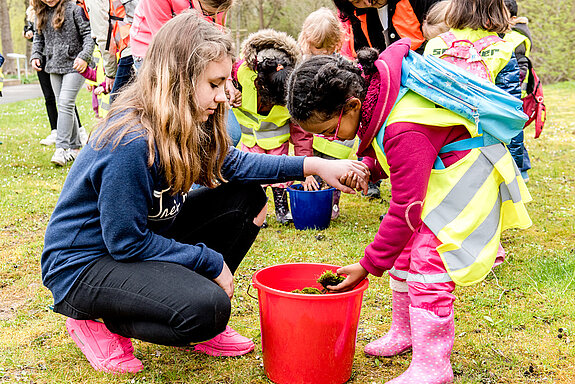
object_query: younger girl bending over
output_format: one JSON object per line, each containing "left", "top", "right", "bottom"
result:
{"left": 287, "top": 44, "right": 530, "bottom": 383}
{"left": 232, "top": 29, "right": 314, "bottom": 224}
{"left": 42, "top": 11, "right": 369, "bottom": 374}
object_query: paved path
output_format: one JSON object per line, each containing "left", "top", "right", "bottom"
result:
{"left": 0, "top": 83, "right": 43, "bottom": 105}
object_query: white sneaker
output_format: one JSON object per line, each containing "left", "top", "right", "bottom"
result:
{"left": 40, "top": 131, "right": 57, "bottom": 146}
{"left": 79, "top": 127, "right": 89, "bottom": 146}
{"left": 51, "top": 148, "right": 79, "bottom": 166}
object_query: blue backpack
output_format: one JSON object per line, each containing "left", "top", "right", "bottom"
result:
{"left": 394, "top": 51, "right": 528, "bottom": 162}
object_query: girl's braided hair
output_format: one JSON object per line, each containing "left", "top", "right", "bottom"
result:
{"left": 286, "top": 49, "right": 378, "bottom": 123}
{"left": 255, "top": 56, "right": 294, "bottom": 106}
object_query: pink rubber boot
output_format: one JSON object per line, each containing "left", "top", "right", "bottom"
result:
{"left": 194, "top": 325, "right": 255, "bottom": 357}
{"left": 364, "top": 290, "right": 412, "bottom": 357}
{"left": 66, "top": 318, "right": 143, "bottom": 374}
{"left": 386, "top": 306, "right": 454, "bottom": 384}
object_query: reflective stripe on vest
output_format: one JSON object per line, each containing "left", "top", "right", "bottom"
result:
{"left": 107, "top": 0, "right": 131, "bottom": 54}
{"left": 422, "top": 144, "right": 531, "bottom": 286}
{"left": 372, "top": 130, "right": 531, "bottom": 286}
{"left": 313, "top": 136, "right": 354, "bottom": 159}
{"left": 389, "top": 267, "right": 453, "bottom": 284}
{"left": 234, "top": 63, "right": 291, "bottom": 150}
{"left": 99, "top": 93, "right": 111, "bottom": 117}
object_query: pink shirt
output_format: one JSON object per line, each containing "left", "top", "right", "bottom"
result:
{"left": 130, "top": 0, "right": 192, "bottom": 58}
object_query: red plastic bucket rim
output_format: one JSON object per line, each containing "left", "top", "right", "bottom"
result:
{"left": 252, "top": 262, "right": 369, "bottom": 300}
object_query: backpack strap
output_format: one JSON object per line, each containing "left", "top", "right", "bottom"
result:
{"left": 433, "top": 136, "right": 486, "bottom": 170}
{"left": 472, "top": 35, "right": 502, "bottom": 53}
{"left": 439, "top": 31, "right": 457, "bottom": 46}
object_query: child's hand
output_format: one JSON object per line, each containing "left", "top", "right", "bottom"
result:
{"left": 24, "top": 30, "right": 34, "bottom": 40}
{"left": 31, "top": 58, "right": 42, "bottom": 71}
{"left": 339, "top": 169, "right": 370, "bottom": 193}
{"left": 302, "top": 175, "right": 320, "bottom": 191}
{"left": 213, "top": 262, "right": 234, "bottom": 299}
{"left": 105, "top": 76, "right": 115, "bottom": 93}
{"left": 86, "top": 84, "right": 95, "bottom": 92}
{"left": 73, "top": 57, "right": 88, "bottom": 73}
{"left": 226, "top": 79, "right": 242, "bottom": 107}
{"left": 304, "top": 157, "right": 370, "bottom": 194}
{"left": 325, "top": 263, "right": 368, "bottom": 292}
{"left": 94, "top": 86, "right": 105, "bottom": 95}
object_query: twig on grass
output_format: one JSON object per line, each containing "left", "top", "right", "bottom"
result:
{"left": 490, "top": 270, "right": 511, "bottom": 303}
{"left": 526, "top": 274, "right": 547, "bottom": 299}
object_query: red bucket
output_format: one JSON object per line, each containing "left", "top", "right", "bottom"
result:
{"left": 252, "top": 263, "right": 368, "bottom": 384}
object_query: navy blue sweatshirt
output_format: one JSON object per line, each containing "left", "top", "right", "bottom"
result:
{"left": 42, "top": 130, "right": 305, "bottom": 305}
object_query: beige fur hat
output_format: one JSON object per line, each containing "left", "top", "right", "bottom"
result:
{"left": 240, "top": 29, "right": 302, "bottom": 71}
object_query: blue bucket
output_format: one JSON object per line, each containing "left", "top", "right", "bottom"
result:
{"left": 287, "top": 184, "right": 335, "bottom": 230}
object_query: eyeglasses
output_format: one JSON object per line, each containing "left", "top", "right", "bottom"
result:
{"left": 318, "top": 98, "right": 351, "bottom": 142}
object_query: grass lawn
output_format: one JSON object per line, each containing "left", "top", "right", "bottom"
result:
{"left": 0, "top": 83, "right": 574, "bottom": 383}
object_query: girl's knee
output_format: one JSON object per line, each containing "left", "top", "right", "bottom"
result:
{"left": 173, "top": 285, "right": 231, "bottom": 344}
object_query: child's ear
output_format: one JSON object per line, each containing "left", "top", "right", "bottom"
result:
{"left": 347, "top": 97, "right": 362, "bottom": 112}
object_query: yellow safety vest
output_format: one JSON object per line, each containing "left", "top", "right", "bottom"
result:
{"left": 425, "top": 28, "right": 516, "bottom": 82}
{"left": 312, "top": 136, "right": 355, "bottom": 159}
{"left": 372, "top": 91, "right": 532, "bottom": 286}
{"left": 233, "top": 63, "right": 291, "bottom": 150}
{"left": 504, "top": 30, "right": 531, "bottom": 57}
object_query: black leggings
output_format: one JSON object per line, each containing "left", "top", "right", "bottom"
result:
{"left": 54, "top": 182, "right": 267, "bottom": 346}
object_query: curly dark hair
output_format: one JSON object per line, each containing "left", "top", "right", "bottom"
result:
{"left": 286, "top": 54, "right": 368, "bottom": 123}
{"left": 255, "top": 57, "right": 294, "bottom": 107}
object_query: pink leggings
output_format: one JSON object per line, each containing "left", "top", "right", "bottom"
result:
{"left": 389, "top": 224, "right": 455, "bottom": 317}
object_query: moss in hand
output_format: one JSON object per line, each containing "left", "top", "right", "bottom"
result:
{"left": 317, "top": 270, "right": 345, "bottom": 290}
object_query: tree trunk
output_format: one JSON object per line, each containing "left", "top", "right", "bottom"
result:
{"left": 0, "top": 0, "right": 15, "bottom": 73}
{"left": 258, "top": 0, "right": 264, "bottom": 30}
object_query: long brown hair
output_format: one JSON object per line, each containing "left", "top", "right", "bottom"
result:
{"left": 31, "top": 0, "right": 68, "bottom": 32}
{"left": 445, "top": 0, "right": 511, "bottom": 34}
{"left": 92, "top": 11, "right": 234, "bottom": 194}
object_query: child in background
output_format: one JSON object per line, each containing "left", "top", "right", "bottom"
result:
{"left": 30, "top": 0, "right": 94, "bottom": 166}
{"left": 287, "top": 43, "right": 531, "bottom": 383}
{"left": 232, "top": 29, "right": 314, "bottom": 224}
{"left": 298, "top": 7, "right": 356, "bottom": 219}
{"left": 424, "top": 0, "right": 522, "bottom": 124}
{"left": 298, "top": 7, "right": 343, "bottom": 58}
{"left": 42, "top": 12, "right": 369, "bottom": 374}
{"left": 421, "top": 0, "right": 450, "bottom": 40}
{"left": 504, "top": 0, "right": 533, "bottom": 182}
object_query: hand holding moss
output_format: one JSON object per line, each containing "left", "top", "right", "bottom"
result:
{"left": 325, "top": 263, "right": 368, "bottom": 293}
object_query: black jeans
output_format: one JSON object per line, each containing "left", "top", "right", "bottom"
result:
{"left": 54, "top": 182, "right": 267, "bottom": 346}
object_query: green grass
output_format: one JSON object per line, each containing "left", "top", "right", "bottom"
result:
{"left": 0, "top": 84, "right": 574, "bottom": 383}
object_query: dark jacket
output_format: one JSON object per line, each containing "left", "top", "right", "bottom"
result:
{"left": 337, "top": 0, "right": 440, "bottom": 54}
{"left": 31, "top": 1, "right": 94, "bottom": 74}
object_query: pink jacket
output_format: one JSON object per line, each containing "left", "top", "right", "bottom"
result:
{"left": 130, "top": 0, "right": 192, "bottom": 58}
{"left": 356, "top": 40, "right": 471, "bottom": 277}
{"left": 79, "top": 66, "right": 107, "bottom": 93}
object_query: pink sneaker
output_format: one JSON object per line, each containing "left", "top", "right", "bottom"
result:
{"left": 194, "top": 326, "right": 255, "bottom": 357}
{"left": 66, "top": 318, "right": 143, "bottom": 374}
